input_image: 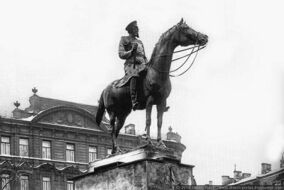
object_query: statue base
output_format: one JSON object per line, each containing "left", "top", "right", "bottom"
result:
{"left": 73, "top": 144, "right": 195, "bottom": 190}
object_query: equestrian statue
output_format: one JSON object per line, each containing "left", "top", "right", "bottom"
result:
{"left": 96, "top": 18, "right": 208, "bottom": 154}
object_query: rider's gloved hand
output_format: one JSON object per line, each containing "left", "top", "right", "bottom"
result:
{"left": 132, "top": 43, "right": 138, "bottom": 52}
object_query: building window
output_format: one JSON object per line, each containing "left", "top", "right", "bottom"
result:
{"left": 42, "top": 141, "right": 51, "bottom": 159}
{"left": 20, "top": 175, "right": 29, "bottom": 190}
{"left": 107, "top": 148, "right": 112, "bottom": 156}
{"left": 125, "top": 124, "right": 136, "bottom": 135}
{"left": 89, "top": 146, "right": 97, "bottom": 162}
{"left": 66, "top": 144, "right": 75, "bottom": 162}
{"left": 1, "top": 174, "right": 10, "bottom": 190}
{"left": 42, "top": 177, "right": 51, "bottom": 190}
{"left": 19, "top": 138, "right": 29, "bottom": 157}
{"left": 67, "top": 181, "right": 74, "bottom": 190}
{"left": 1, "top": 137, "right": 10, "bottom": 155}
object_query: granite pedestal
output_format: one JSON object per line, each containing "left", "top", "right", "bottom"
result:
{"left": 73, "top": 144, "right": 195, "bottom": 190}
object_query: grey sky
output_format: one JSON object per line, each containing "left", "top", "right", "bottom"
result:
{"left": 1, "top": 0, "right": 284, "bottom": 185}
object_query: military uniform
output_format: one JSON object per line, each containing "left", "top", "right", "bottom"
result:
{"left": 118, "top": 36, "right": 147, "bottom": 77}
{"left": 118, "top": 20, "right": 147, "bottom": 110}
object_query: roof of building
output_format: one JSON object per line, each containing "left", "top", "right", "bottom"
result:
{"left": 11, "top": 88, "right": 100, "bottom": 119}
{"left": 229, "top": 167, "right": 284, "bottom": 185}
{"left": 10, "top": 88, "right": 111, "bottom": 131}
{"left": 25, "top": 95, "right": 98, "bottom": 115}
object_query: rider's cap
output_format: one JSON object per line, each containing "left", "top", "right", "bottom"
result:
{"left": 125, "top": 21, "right": 137, "bottom": 32}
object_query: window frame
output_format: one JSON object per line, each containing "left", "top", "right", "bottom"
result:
{"left": 88, "top": 146, "right": 97, "bottom": 162}
{"left": 66, "top": 143, "right": 75, "bottom": 162}
{"left": 42, "top": 140, "right": 51, "bottom": 160}
{"left": 19, "top": 138, "right": 29, "bottom": 157}
{"left": 42, "top": 177, "right": 51, "bottom": 190}
{"left": 67, "top": 180, "right": 74, "bottom": 190}
{"left": 1, "top": 136, "right": 11, "bottom": 156}
{"left": 20, "top": 175, "right": 29, "bottom": 190}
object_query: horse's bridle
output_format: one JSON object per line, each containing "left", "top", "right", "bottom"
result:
{"left": 148, "top": 24, "right": 206, "bottom": 76}
{"left": 147, "top": 24, "right": 206, "bottom": 77}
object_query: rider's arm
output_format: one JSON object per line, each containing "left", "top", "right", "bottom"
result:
{"left": 118, "top": 37, "right": 133, "bottom": 59}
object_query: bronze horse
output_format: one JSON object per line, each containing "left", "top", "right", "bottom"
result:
{"left": 96, "top": 19, "right": 208, "bottom": 153}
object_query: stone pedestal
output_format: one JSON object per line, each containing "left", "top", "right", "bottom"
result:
{"left": 73, "top": 144, "right": 195, "bottom": 190}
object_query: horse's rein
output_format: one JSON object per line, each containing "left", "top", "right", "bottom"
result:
{"left": 170, "top": 46, "right": 201, "bottom": 77}
{"left": 148, "top": 45, "right": 206, "bottom": 77}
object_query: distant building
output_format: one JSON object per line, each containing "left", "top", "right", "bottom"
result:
{"left": 221, "top": 166, "right": 251, "bottom": 186}
{"left": 0, "top": 88, "right": 186, "bottom": 190}
{"left": 281, "top": 152, "right": 284, "bottom": 169}
{"left": 124, "top": 124, "right": 136, "bottom": 135}
{"left": 167, "top": 126, "right": 181, "bottom": 143}
{"left": 221, "top": 155, "right": 284, "bottom": 187}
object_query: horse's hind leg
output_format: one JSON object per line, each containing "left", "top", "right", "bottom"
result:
{"left": 109, "top": 112, "right": 117, "bottom": 154}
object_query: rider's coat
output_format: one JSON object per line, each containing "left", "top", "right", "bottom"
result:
{"left": 118, "top": 36, "right": 147, "bottom": 77}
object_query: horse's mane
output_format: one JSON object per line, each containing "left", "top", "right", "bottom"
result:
{"left": 147, "top": 24, "right": 179, "bottom": 66}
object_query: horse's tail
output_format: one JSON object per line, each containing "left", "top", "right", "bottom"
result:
{"left": 96, "top": 91, "right": 105, "bottom": 126}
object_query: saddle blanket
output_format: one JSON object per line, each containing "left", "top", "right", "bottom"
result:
{"left": 112, "top": 66, "right": 147, "bottom": 88}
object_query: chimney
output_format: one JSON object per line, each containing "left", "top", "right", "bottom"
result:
{"left": 281, "top": 152, "right": 284, "bottom": 168}
{"left": 233, "top": 170, "right": 242, "bottom": 180}
{"left": 12, "top": 101, "right": 31, "bottom": 119}
{"left": 242, "top": 173, "right": 251, "bottom": 179}
{"left": 222, "top": 176, "right": 230, "bottom": 185}
{"left": 261, "top": 163, "right": 271, "bottom": 174}
{"left": 209, "top": 181, "right": 213, "bottom": 185}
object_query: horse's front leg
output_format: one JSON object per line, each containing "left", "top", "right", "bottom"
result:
{"left": 145, "top": 96, "right": 154, "bottom": 143}
{"left": 157, "top": 101, "right": 167, "bottom": 148}
{"left": 109, "top": 113, "right": 117, "bottom": 154}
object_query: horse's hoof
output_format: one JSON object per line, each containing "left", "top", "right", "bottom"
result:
{"left": 111, "top": 146, "right": 120, "bottom": 154}
{"left": 115, "top": 146, "right": 124, "bottom": 154}
{"left": 146, "top": 136, "right": 154, "bottom": 145}
{"left": 147, "top": 140, "right": 154, "bottom": 146}
{"left": 111, "top": 148, "right": 116, "bottom": 155}
{"left": 164, "top": 106, "right": 170, "bottom": 112}
{"left": 157, "top": 140, "right": 167, "bottom": 149}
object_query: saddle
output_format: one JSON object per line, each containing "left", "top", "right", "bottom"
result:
{"left": 112, "top": 69, "right": 147, "bottom": 110}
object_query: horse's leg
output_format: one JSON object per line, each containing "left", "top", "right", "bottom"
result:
{"left": 157, "top": 100, "right": 167, "bottom": 148}
{"left": 145, "top": 96, "right": 154, "bottom": 144}
{"left": 114, "top": 115, "right": 127, "bottom": 153}
{"left": 109, "top": 113, "right": 117, "bottom": 154}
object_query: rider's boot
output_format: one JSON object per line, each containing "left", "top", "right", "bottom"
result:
{"left": 130, "top": 77, "right": 139, "bottom": 111}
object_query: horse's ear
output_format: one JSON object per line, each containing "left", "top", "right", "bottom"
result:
{"left": 179, "top": 18, "right": 184, "bottom": 25}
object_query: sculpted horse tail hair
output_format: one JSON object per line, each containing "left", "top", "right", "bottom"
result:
{"left": 95, "top": 91, "right": 105, "bottom": 126}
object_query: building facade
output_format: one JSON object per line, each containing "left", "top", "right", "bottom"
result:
{"left": 0, "top": 88, "right": 186, "bottom": 190}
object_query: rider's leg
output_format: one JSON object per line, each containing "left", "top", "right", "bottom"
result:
{"left": 130, "top": 76, "right": 139, "bottom": 110}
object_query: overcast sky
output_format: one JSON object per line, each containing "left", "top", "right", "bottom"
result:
{"left": 1, "top": 0, "right": 284, "bottom": 185}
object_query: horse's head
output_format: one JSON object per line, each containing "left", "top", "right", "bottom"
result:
{"left": 173, "top": 18, "right": 208, "bottom": 47}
